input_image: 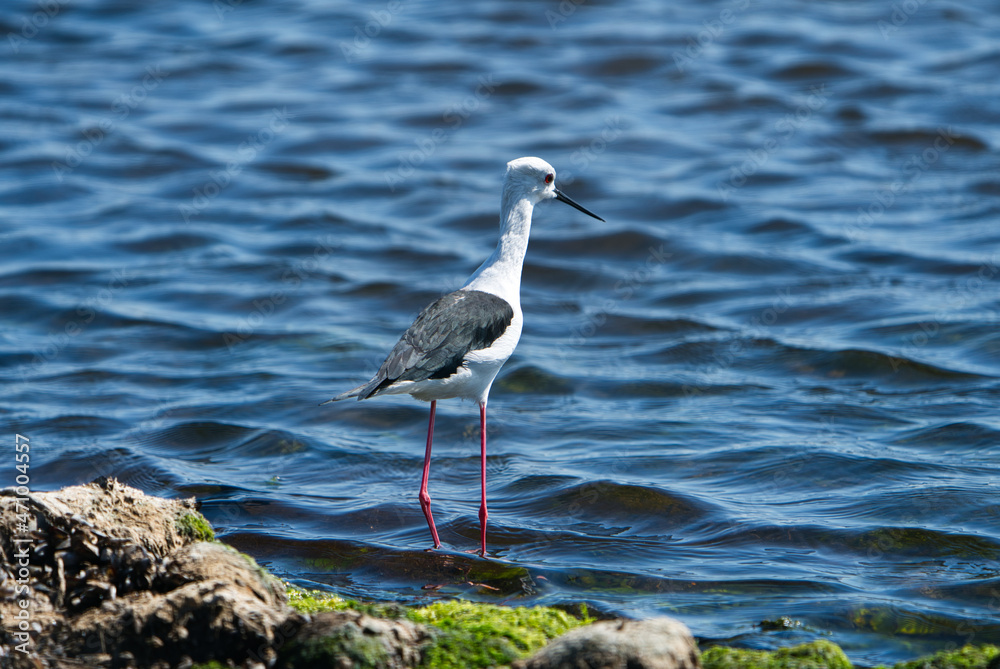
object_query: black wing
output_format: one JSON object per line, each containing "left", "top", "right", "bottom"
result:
{"left": 338, "top": 289, "right": 514, "bottom": 401}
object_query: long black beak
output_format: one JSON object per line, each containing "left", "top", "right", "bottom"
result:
{"left": 555, "top": 188, "right": 605, "bottom": 222}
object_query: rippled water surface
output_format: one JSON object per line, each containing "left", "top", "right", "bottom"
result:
{"left": 4, "top": 1, "right": 1000, "bottom": 664}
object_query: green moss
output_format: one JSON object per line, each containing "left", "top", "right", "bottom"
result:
{"left": 285, "top": 585, "right": 352, "bottom": 615}
{"left": 176, "top": 512, "right": 215, "bottom": 542}
{"left": 888, "top": 644, "right": 1000, "bottom": 669}
{"left": 702, "top": 640, "right": 851, "bottom": 669}
{"left": 276, "top": 586, "right": 1000, "bottom": 669}
{"left": 703, "top": 641, "right": 1000, "bottom": 669}
{"left": 282, "top": 585, "right": 591, "bottom": 668}
{"left": 284, "top": 628, "right": 390, "bottom": 668}
{"left": 407, "top": 600, "right": 592, "bottom": 668}
{"left": 285, "top": 584, "right": 408, "bottom": 619}
{"left": 279, "top": 584, "right": 1000, "bottom": 669}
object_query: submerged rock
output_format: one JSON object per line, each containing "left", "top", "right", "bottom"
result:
{"left": 700, "top": 640, "right": 851, "bottom": 669}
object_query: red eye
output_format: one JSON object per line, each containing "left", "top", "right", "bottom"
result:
{"left": 544, "top": 173, "right": 554, "bottom": 184}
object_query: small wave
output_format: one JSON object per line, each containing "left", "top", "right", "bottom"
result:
{"left": 891, "top": 421, "right": 1000, "bottom": 450}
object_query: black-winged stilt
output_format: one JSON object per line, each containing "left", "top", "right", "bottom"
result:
{"left": 323, "top": 157, "right": 604, "bottom": 555}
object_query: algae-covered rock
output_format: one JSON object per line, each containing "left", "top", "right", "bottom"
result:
{"left": 282, "top": 591, "right": 591, "bottom": 668}
{"left": 278, "top": 610, "right": 432, "bottom": 669}
{"left": 410, "top": 600, "right": 590, "bottom": 668}
{"left": 701, "top": 639, "right": 851, "bottom": 669}
{"left": 889, "top": 644, "right": 1000, "bottom": 669}
{"left": 514, "top": 617, "right": 701, "bottom": 669}
{"left": 176, "top": 511, "right": 216, "bottom": 542}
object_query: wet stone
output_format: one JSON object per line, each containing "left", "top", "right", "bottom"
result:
{"left": 277, "top": 610, "right": 434, "bottom": 669}
{"left": 513, "top": 617, "right": 702, "bottom": 669}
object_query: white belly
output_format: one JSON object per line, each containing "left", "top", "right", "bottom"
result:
{"left": 390, "top": 311, "right": 523, "bottom": 405}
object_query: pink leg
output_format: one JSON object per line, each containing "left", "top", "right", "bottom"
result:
{"left": 478, "top": 401, "right": 488, "bottom": 556}
{"left": 419, "top": 401, "right": 441, "bottom": 548}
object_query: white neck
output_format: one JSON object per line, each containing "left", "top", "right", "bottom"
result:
{"left": 462, "top": 190, "right": 534, "bottom": 308}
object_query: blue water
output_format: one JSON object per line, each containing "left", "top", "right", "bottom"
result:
{"left": 4, "top": 1, "right": 1000, "bottom": 665}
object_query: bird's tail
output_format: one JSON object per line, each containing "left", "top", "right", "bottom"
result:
{"left": 319, "top": 387, "right": 360, "bottom": 406}
{"left": 319, "top": 379, "right": 380, "bottom": 406}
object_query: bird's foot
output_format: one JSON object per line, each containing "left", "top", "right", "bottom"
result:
{"left": 463, "top": 547, "right": 489, "bottom": 558}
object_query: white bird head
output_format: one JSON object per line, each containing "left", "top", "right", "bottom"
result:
{"left": 504, "top": 156, "right": 605, "bottom": 221}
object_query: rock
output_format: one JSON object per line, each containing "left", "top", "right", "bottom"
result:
{"left": 513, "top": 617, "right": 701, "bottom": 669}
{"left": 0, "top": 478, "right": 290, "bottom": 668}
{"left": 889, "top": 644, "right": 1000, "bottom": 669}
{"left": 71, "top": 542, "right": 290, "bottom": 667}
{"left": 278, "top": 610, "right": 433, "bottom": 669}
{"left": 6, "top": 481, "right": 999, "bottom": 669}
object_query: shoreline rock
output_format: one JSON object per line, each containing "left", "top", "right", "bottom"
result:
{"left": 1, "top": 478, "right": 290, "bottom": 667}
{"left": 513, "top": 618, "right": 700, "bottom": 669}
{"left": 2, "top": 480, "right": 997, "bottom": 669}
